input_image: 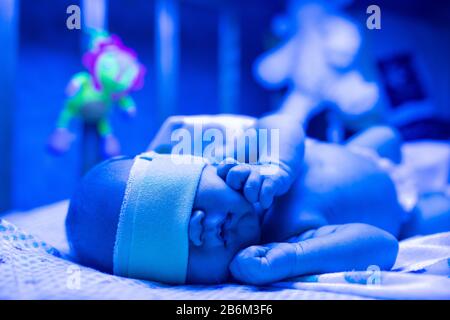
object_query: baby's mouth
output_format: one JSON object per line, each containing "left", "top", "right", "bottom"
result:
{"left": 219, "top": 214, "right": 233, "bottom": 247}
{"left": 188, "top": 210, "right": 230, "bottom": 247}
{"left": 190, "top": 210, "right": 256, "bottom": 248}
{"left": 199, "top": 213, "right": 233, "bottom": 248}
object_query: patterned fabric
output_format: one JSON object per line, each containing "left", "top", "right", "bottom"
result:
{"left": 274, "top": 232, "right": 450, "bottom": 299}
{"left": 0, "top": 219, "right": 58, "bottom": 256}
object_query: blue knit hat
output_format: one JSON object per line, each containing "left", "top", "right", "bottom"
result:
{"left": 113, "top": 152, "right": 206, "bottom": 283}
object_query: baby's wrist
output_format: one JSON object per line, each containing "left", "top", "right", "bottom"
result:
{"left": 258, "top": 161, "right": 292, "bottom": 183}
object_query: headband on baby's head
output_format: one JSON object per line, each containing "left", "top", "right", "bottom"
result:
{"left": 113, "top": 152, "right": 207, "bottom": 283}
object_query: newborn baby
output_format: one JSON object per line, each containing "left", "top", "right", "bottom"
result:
{"left": 66, "top": 113, "right": 449, "bottom": 285}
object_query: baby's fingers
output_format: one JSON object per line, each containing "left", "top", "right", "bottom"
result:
{"left": 217, "top": 158, "right": 238, "bottom": 180}
{"left": 243, "top": 170, "right": 263, "bottom": 204}
{"left": 229, "top": 245, "right": 269, "bottom": 284}
{"left": 230, "top": 243, "right": 297, "bottom": 285}
{"left": 226, "top": 164, "right": 252, "bottom": 191}
{"left": 259, "top": 178, "right": 276, "bottom": 209}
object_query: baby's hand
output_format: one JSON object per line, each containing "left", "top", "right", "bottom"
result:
{"left": 217, "top": 159, "right": 292, "bottom": 209}
{"left": 230, "top": 224, "right": 399, "bottom": 285}
{"left": 229, "top": 242, "right": 298, "bottom": 285}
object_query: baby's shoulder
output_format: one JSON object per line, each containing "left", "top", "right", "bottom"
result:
{"left": 304, "top": 141, "right": 385, "bottom": 186}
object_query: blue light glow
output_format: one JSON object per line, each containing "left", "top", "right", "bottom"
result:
{"left": 82, "top": 0, "right": 108, "bottom": 31}
{"left": 155, "top": 0, "right": 179, "bottom": 124}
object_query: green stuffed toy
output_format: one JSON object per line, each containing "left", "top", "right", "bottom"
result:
{"left": 48, "top": 31, "right": 146, "bottom": 157}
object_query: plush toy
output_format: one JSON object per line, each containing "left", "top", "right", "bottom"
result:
{"left": 254, "top": 0, "right": 380, "bottom": 141}
{"left": 48, "top": 31, "right": 146, "bottom": 158}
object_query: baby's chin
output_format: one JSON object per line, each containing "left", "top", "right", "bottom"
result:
{"left": 187, "top": 235, "right": 259, "bottom": 284}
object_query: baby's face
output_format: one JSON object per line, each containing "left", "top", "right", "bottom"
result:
{"left": 187, "top": 165, "right": 261, "bottom": 283}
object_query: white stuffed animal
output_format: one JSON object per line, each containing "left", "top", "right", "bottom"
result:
{"left": 254, "top": 0, "right": 380, "bottom": 141}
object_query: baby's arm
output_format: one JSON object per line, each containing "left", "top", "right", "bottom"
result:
{"left": 230, "top": 223, "right": 398, "bottom": 285}
{"left": 256, "top": 113, "right": 305, "bottom": 178}
{"left": 217, "top": 113, "right": 305, "bottom": 208}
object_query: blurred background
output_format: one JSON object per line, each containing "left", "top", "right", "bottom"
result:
{"left": 0, "top": 0, "right": 449, "bottom": 212}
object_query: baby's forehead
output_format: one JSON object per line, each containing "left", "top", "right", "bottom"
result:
{"left": 198, "top": 164, "right": 222, "bottom": 186}
{"left": 196, "top": 165, "right": 231, "bottom": 196}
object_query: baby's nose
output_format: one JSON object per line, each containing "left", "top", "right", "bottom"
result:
{"left": 203, "top": 213, "right": 230, "bottom": 244}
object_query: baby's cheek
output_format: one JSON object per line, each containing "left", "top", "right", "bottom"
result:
{"left": 235, "top": 218, "right": 261, "bottom": 251}
{"left": 187, "top": 245, "right": 232, "bottom": 284}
